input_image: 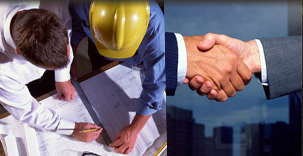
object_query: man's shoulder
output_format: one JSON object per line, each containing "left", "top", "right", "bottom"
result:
{"left": 143, "top": 1, "right": 164, "bottom": 42}
{"left": 149, "top": 1, "right": 164, "bottom": 27}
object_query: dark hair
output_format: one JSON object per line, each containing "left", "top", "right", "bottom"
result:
{"left": 12, "top": 9, "right": 69, "bottom": 69}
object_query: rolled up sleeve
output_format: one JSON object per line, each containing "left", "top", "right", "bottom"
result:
{"left": 136, "top": 2, "right": 165, "bottom": 116}
{"left": 137, "top": 50, "right": 165, "bottom": 115}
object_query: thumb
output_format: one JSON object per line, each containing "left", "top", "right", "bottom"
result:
{"left": 198, "top": 33, "right": 243, "bottom": 54}
{"left": 197, "top": 33, "right": 217, "bottom": 50}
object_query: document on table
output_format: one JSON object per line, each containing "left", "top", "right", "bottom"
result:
{"left": 80, "top": 64, "right": 166, "bottom": 156}
{"left": 0, "top": 63, "right": 165, "bottom": 156}
{"left": 0, "top": 96, "right": 103, "bottom": 156}
{"left": 34, "top": 93, "right": 123, "bottom": 156}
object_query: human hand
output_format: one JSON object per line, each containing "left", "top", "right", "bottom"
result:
{"left": 186, "top": 33, "right": 259, "bottom": 99}
{"left": 55, "top": 80, "right": 75, "bottom": 101}
{"left": 109, "top": 124, "right": 139, "bottom": 154}
{"left": 183, "top": 76, "right": 218, "bottom": 99}
{"left": 71, "top": 123, "right": 102, "bottom": 142}
{"left": 184, "top": 35, "right": 252, "bottom": 101}
{"left": 198, "top": 33, "right": 260, "bottom": 73}
{"left": 109, "top": 114, "right": 150, "bottom": 154}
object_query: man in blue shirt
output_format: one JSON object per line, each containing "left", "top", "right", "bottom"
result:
{"left": 68, "top": 1, "right": 165, "bottom": 154}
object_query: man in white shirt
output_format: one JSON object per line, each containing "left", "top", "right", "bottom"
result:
{"left": 0, "top": 2, "right": 101, "bottom": 142}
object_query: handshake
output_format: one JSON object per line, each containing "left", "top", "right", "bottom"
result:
{"left": 182, "top": 33, "right": 261, "bottom": 101}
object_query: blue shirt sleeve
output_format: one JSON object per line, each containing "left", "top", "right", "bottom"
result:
{"left": 68, "top": 3, "right": 88, "bottom": 45}
{"left": 136, "top": 1, "right": 165, "bottom": 116}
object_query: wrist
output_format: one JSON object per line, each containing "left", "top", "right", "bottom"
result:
{"left": 55, "top": 80, "right": 71, "bottom": 85}
{"left": 183, "top": 36, "right": 196, "bottom": 79}
{"left": 246, "top": 40, "right": 261, "bottom": 73}
{"left": 183, "top": 36, "right": 190, "bottom": 64}
{"left": 128, "top": 123, "right": 141, "bottom": 134}
{"left": 130, "top": 114, "right": 151, "bottom": 133}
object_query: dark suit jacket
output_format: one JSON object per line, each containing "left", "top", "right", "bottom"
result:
{"left": 260, "top": 36, "right": 302, "bottom": 99}
{"left": 166, "top": 33, "right": 302, "bottom": 99}
{"left": 165, "top": 32, "right": 178, "bottom": 96}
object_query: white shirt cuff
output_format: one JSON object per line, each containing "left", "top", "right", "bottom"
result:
{"left": 175, "top": 33, "right": 187, "bottom": 85}
{"left": 55, "top": 68, "right": 71, "bottom": 82}
{"left": 54, "top": 45, "right": 74, "bottom": 82}
{"left": 255, "top": 39, "right": 268, "bottom": 86}
{"left": 56, "top": 118, "right": 75, "bottom": 135}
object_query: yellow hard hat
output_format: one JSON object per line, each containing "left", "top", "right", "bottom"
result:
{"left": 89, "top": 1, "right": 150, "bottom": 59}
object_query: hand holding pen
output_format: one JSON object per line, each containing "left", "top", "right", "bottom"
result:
{"left": 70, "top": 122, "right": 103, "bottom": 142}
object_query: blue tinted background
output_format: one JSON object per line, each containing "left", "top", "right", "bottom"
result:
{"left": 165, "top": 1, "right": 300, "bottom": 156}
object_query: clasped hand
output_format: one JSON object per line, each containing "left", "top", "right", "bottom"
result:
{"left": 184, "top": 35, "right": 252, "bottom": 101}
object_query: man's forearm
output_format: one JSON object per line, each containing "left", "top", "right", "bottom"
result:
{"left": 130, "top": 114, "right": 151, "bottom": 133}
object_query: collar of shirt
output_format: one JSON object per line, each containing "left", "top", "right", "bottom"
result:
{"left": 3, "top": 4, "right": 39, "bottom": 63}
{"left": 4, "top": 4, "right": 39, "bottom": 50}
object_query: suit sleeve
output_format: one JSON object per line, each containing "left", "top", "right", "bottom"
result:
{"left": 165, "top": 32, "right": 178, "bottom": 96}
{"left": 260, "top": 35, "right": 302, "bottom": 99}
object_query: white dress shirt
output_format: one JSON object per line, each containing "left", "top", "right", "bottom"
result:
{"left": 175, "top": 33, "right": 268, "bottom": 86}
{"left": 255, "top": 39, "right": 268, "bottom": 85}
{"left": 175, "top": 33, "right": 187, "bottom": 85}
{"left": 0, "top": 1, "right": 75, "bottom": 135}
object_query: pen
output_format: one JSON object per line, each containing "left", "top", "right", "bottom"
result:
{"left": 57, "top": 128, "right": 101, "bottom": 133}
{"left": 80, "top": 128, "right": 100, "bottom": 133}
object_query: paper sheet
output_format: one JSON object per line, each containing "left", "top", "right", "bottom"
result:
{"left": 0, "top": 116, "right": 28, "bottom": 156}
{"left": 80, "top": 64, "right": 166, "bottom": 156}
{"left": 4, "top": 135, "right": 19, "bottom": 156}
{"left": 0, "top": 124, "right": 14, "bottom": 156}
{"left": 32, "top": 93, "right": 123, "bottom": 156}
{"left": 23, "top": 124, "right": 40, "bottom": 156}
